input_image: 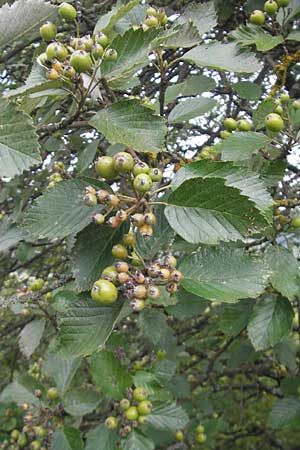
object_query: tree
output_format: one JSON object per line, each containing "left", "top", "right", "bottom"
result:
{"left": 0, "top": 0, "right": 300, "bottom": 448}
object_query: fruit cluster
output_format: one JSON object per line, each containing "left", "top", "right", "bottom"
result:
{"left": 142, "top": 6, "right": 168, "bottom": 30}
{"left": 250, "top": 0, "right": 290, "bottom": 25}
{"left": 91, "top": 251, "right": 182, "bottom": 311}
{"left": 48, "top": 162, "right": 65, "bottom": 188}
{"left": 104, "top": 387, "right": 153, "bottom": 436}
{"left": 221, "top": 117, "right": 252, "bottom": 140}
{"left": 195, "top": 424, "right": 207, "bottom": 444}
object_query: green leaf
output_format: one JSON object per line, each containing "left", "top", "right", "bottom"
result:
{"left": 52, "top": 427, "right": 83, "bottom": 450}
{"left": 182, "top": 42, "right": 262, "bottom": 73}
{"left": 73, "top": 223, "right": 127, "bottom": 291}
{"left": 277, "top": 0, "right": 300, "bottom": 25}
{"left": 152, "top": 22, "right": 200, "bottom": 49}
{"left": 42, "top": 354, "right": 81, "bottom": 397}
{"left": 89, "top": 100, "right": 167, "bottom": 153}
{"left": 268, "top": 398, "right": 300, "bottom": 429}
{"left": 63, "top": 388, "right": 102, "bottom": 417}
{"left": 94, "top": 0, "right": 140, "bottom": 34}
{"left": 147, "top": 403, "right": 189, "bottom": 432}
{"left": 23, "top": 179, "right": 104, "bottom": 240}
{"left": 90, "top": 351, "right": 132, "bottom": 400}
{"left": 178, "top": 1, "right": 217, "bottom": 35}
{"left": 0, "top": 0, "right": 57, "bottom": 48}
{"left": 56, "top": 295, "right": 125, "bottom": 357}
{"left": 234, "top": 81, "right": 262, "bottom": 101}
{"left": 114, "top": 5, "right": 147, "bottom": 34}
{"left": 166, "top": 288, "right": 208, "bottom": 320}
{"left": 253, "top": 100, "right": 274, "bottom": 130}
{"left": 19, "top": 319, "right": 45, "bottom": 358}
{"left": 0, "top": 96, "right": 41, "bottom": 178}
{"left": 138, "top": 310, "right": 177, "bottom": 353}
{"left": 165, "top": 177, "right": 268, "bottom": 244}
{"left": 231, "top": 24, "right": 284, "bottom": 51}
{"left": 85, "top": 424, "right": 118, "bottom": 450}
{"left": 220, "top": 132, "right": 270, "bottom": 161}
{"left": 265, "top": 246, "right": 300, "bottom": 301}
{"left": 219, "top": 300, "right": 254, "bottom": 336}
{"left": 287, "top": 30, "right": 300, "bottom": 41}
{"left": 165, "top": 75, "right": 216, "bottom": 104}
{"left": 121, "top": 430, "right": 155, "bottom": 450}
{"left": 0, "top": 219, "right": 29, "bottom": 253}
{"left": 168, "top": 97, "right": 217, "bottom": 123}
{"left": 0, "top": 379, "right": 40, "bottom": 406}
{"left": 180, "top": 245, "right": 269, "bottom": 302}
{"left": 247, "top": 295, "right": 294, "bottom": 351}
{"left": 77, "top": 142, "right": 98, "bottom": 174}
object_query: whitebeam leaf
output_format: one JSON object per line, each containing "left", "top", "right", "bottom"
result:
{"left": 178, "top": 1, "right": 217, "bottom": 35}
{"left": 147, "top": 403, "right": 189, "bottom": 432}
{"left": 19, "top": 319, "right": 46, "bottom": 358}
{"left": 94, "top": 0, "right": 139, "bottom": 34}
{"left": 180, "top": 245, "right": 269, "bottom": 302}
{"left": 220, "top": 132, "right": 270, "bottom": 161}
{"left": 0, "top": 96, "right": 41, "bottom": 178}
{"left": 121, "top": 431, "right": 155, "bottom": 450}
{"left": 0, "top": 0, "right": 57, "bottom": 47}
{"left": 168, "top": 97, "right": 217, "bottom": 123}
{"left": 89, "top": 100, "right": 167, "bottom": 153}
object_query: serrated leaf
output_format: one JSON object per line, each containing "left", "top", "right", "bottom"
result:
{"left": 178, "top": 1, "right": 217, "bottom": 35}
{"left": 220, "top": 132, "right": 270, "bottom": 161}
{"left": 42, "top": 354, "right": 81, "bottom": 397}
{"left": 89, "top": 100, "right": 167, "bottom": 153}
{"left": 0, "top": 380, "right": 40, "bottom": 406}
{"left": 73, "top": 223, "right": 128, "bottom": 291}
{"left": 166, "top": 288, "right": 208, "bottom": 320}
{"left": 152, "top": 22, "right": 200, "bottom": 49}
{"left": 19, "top": 319, "right": 45, "bottom": 358}
{"left": 63, "top": 388, "right": 102, "bottom": 417}
{"left": 265, "top": 246, "right": 300, "bottom": 301}
{"left": 165, "top": 75, "right": 216, "bottom": 104}
{"left": 0, "top": 218, "right": 29, "bottom": 253}
{"left": 56, "top": 295, "right": 125, "bottom": 357}
{"left": 268, "top": 398, "right": 300, "bottom": 429}
{"left": 231, "top": 24, "right": 284, "bottom": 51}
{"left": 165, "top": 177, "right": 268, "bottom": 244}
{"left": 121, "top": 430, "right": 155, "bottom": 450}
{"left": 219, "top": 300, "right": 254, "bottom": 336}
{"left": 248, "top": 295, "right": 294, "bottom": 351}
{"left": 52, "top": 427, "right": 83, "bottom": 450}
{"left": 85, "top": 424, "right": 118, "bottom": 450}
{"left": 90, "top": 351, "right": 132, "bottom": 400}
{"left": 168, "top": 97, "right": 217, "bottom": 123}
{"left": 253, "top": 100, "right": 274, "bottom": 129}
{"left": 147, "top": 403, "right": 189, "bottom": 432}
{"left": 0, "top": 96, "right": 41, "bottom": 178}
{"left": 0, "top": 0, "right": 57, "bottom": 47}
{"left": 23, "top": 179, "right": 105, "bottom": 240}
{"left": 182, "top": 42, "right": 262, "bottom": 73}
{"left": 94, "top": 0, "right": 139, "bottom": 34}
{"left": 115, "top": 5, "right": 148, "bottom": 34}
{"left": 234, "top": 81, "right": 262, "bottom": 101}
{"left": 138, "top": 310, "right": 177, "bottom": 353}
{"left": 76, "top": 142, "right": 98, "bottom": 174}
{"left": 181, "top": 245, "right": 269, "bottom": 302}
{"left": 287, "top": 30, "right": 300, "bottom": 41}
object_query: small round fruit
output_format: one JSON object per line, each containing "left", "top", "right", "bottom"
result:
{"left": 123, "top": 233, "right": 136, "bottom": 247}
{"left": 30, "top": 278, "right": 44, "bottom": 291}
{"left": 107, "top": 216, "right": 121, "bottom": 228}
{"left": 104, "top": 48, "right": 118, "bottom": 61}
{"left": 137, "top": 400, "right": 152, "bottom": 415}
{"left": 156, "top": 349, "right": 167, "bottom": 359}
{"left": 83, "top": 192, "right": 97, "bottom": 206}
{"left": 125, "top": 406, "right": 139, "bottom": 421}
{"left": 114, "top": 152, "right": 134, "bottom": 173}
{"left": 105, "top": 416, "right": 118, "bottom": 429}
{"left": 133, "top": 174, "right": 153, "bottom": 193}
{"left": 144, "top": 15, "right": 159, "bottom": 27}
{"left": 40, "top": 22, "right": 57, "bottom": 41}
{"left": 46, "top": 42, "right": 68, "bottom": 61}
{"left": 112, "top": 244, "right": 128, "bottom": 259}
{"left": 82, "top": 35, "right": 93, "bottom": 51}
{"left": 147, "top": 285, "right": 161, "bottom": 299}
{"left": 59, "top": 2, "right": 77, "bottom": 21}
{"left": 96, "top": 32, "right": 109, "bottom": 47}
{"left": 34, "top": 426, "right": 47, "bottom": 438}
{"left": 166, "top": 282, "right": 178, "bottom": 293}
{"left": 280, "top": 93, "right": 290, "bottom": 103}
{"left": 223, "top": 117, "right": 237, "bottom": 131}
{"left": 265, "top": 113, "right": 284, "bottom": 132}
{"left": 63, "top": 65, "right": 76, "bottom": 78}
{"left": 292, "top": 216, "right": 300, "bottom": 227}
{"left": 91, "top": 279, "right": 118, "bottom": 305}
{"left": 133, "top": 387, "right": 148, "bottom": 401}
{"left": 17, "top": 434, "right": 28, "bottom": 448}
{"left": 250, "top": 10, "right": 265, "bottom": 25}
{"left": 159, "top": 268, "right": 171, "bottom": 280}
{"left": 133, "top": 285, "right": 147, "bottom": 299}
{"left": 132, "top": 213, "right": 145, "bottom": 227}
{"left": 117, "top": 272, "right": 130, "bottom": 284}
{"left": 264, "top": 0, "right": 278, "bottom": 15}
{"left": 146, "top": 6, "right": 158, "bottom": 16}
{"left": 97, "top": 189, "right": 110, "bottom": 203}
{"left": 108, "top": 194, "right": 120, "bottom": 208}
{"left": 47, "top": 387, "right": 59, "bottom": 400}
{"left": 138, "top": 415, "right": 148, "bottom": 425}
{"left": 11, "top": 430, "right": 19, "bottom": 441}
{"left": 140, "top": 225, "right": 153, "bottom": 240}
{"left": 37, "top": 52, "right": 48, "bottom": 65}
{"left": 70, "top": 50, "right": 92, "bottom": 73}
{"left": 275, "top": 105, "right": 283, "bottom": 115}
{"left": 131, "top": 298, "right": 145, "bottom": 311}
{"left": 220, "top": 130, "right": 231, "bottom": 139}
{"left": 149, "top": 167, "right": 163, "bottom": 182}
{"left": 196, "top": 425, "right": 205, "bottom": 434}
{"left": 175, "top": 431, "right": 184, "bottom": 442}
{"left": 293, "top": 100, "right": 300, "bottom": 109}
{"left": 237, "top": 119, "right": 252, "bottom": 131}
{"left": 277, "top": 0, "right": 289, "bottom": 5}
{"left": 115, "top": 261, "right": 129, "bottom": 273}
{"left": 47, "top": 68, "right": 59, "bottom": 80}
{"left": 120, "top": 398, "right": 131, "bottom": 410}
{"left": 171, "top": 269, "right": 183, "bottom": 282}
{"left": 196, "top": 433, "right": 207, "bottom": 444}
{"left": 93, "top": 213, "right": 105, "bottom": 225}
{"left": 102, "top": 265, "right": 118, "bottom": 282}
{"left": 91, "top": 43, "right": 104, "bottom": 59}
{"left": 133, "top": 162, "right": 150, "bottom": 176}
{"left": 52, "top": 59, "right": 63, "bottom": 72}
{"left": 31, "top": 441, "right": 41, "bottom": 450}
{"left": 144, "top": 212, "right": 156, "bottom": 225}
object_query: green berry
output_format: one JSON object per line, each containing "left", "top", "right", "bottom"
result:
{"left": 132, "top": 162, "right": 150, "bottom": 176}
{"left": 250, "top": 10, "right": 265, "bottom": 25}
{"left": 196, "top": 433, "right": 207, "bottom": 444}
{"left": 138, "top": 415, "right": 148, "bottom": 425}
{"left": 29, "top": 278, "right": 44, "bottom": 291}
{"left": 146, "top": 6, "right": 158, "bottom": 16}
{"left": 144, "top": 15, "right": 159, "bottom": 27}
{"left": 81, "top": 35, "right": 93, "bottom": 51}
{"left": 105, "top": 416, "right": 118, "bottom": 429}
{"left": 137, "top": 400, "right": 152, "bottom": 415}
{"left": 223, "top": 117, "right": 237, "bottom": 131}
{"left": 133, "top": 173, "right": 153, "bottom": 193}
{"left": 237, "top": 119, "right": 252, "bottom": 131}
{"left": 125, "top": 406, "right": 139, "bottom": 421}
{"left": 220, "top": 130, "right": 231, "bottom": 139}
{"left": 114, "top": 152, "right": 134, "bottom": 173}
{"left": 133, "top": 387, "right": 148, "bottom": 401}
{"left": 59, "top": 2, "right": 77, "bottom": 21}
{"left": 123, "top": 233, "right": 136, "bottom": 247}
{"left": 102, "top": 265, "right": 118, "bottom": 283}
{"left": 40, "top": 22, "right": 57, "bottom": 41}
{"left": 120, "top": 398, "right": 131, "bottom": 410}
{"left": 70, "top": 50, "right": 92, "bottom": 73}
{"left": 112, "top": 244, "right": 128, "bottom": 259}
{"left": 31, "top": 441, "right": 41, "bottom": 450}
{"left": 93, "top": 213, "right": 105, "bottom": 225}
{"left": 149, "top": 167, "right": 163, "bottom": 182}
{"left": 47, "top": 387, "right": 59, "bottom": 400}
{"left": 34, "top": 426, "right": 47, "bottom": 438}
{"left": 37, "top": 52, "right": 48, "bottom": 65}
{"left": 95, "top": 156, "right": 118, "bottom": 179}
{"left": 275, "top": 105, "right": 283, "bottom": 115}
{"left": 91, "top": 279, "right": 118, "bottom": 305}
{"left": 46, "top": 42, "right": 68, "bottom": 62}
{"left": 293, "top": 100, "right": 300, "bottom": 109}
{"left": 264, "top": 0, "right": 278, "bottom": 15}
{"left": 280, "top": 93, "right": 290, "bottom": 103}
{"left": 196, "top": 425, "right": 205, "bottom": 433}
{"left": 63, "top": 65, "right": 76, "bottom": 79}
{"left": 83, "top": 192, "right": 97, "bottom": 206}
{"left": 10, "top": 430, "right": 19, "bottom": 441}
{"left": 91, "top": 43, "right": 104, "bottom": 59}
{"left": 103, "top": 49, "right": 118, "bottom": 61}
{"left": 292, "top": 216, "right": 300, "bottom": 228}
{"left": 265, "top": 113, "right": 284, "bottom": 132}
{"left": 17, "top": 434, "right": 28, "bottom": 448}
{"left": 175, "top": 431, "right": 184, "bottom": 442}
{"left": 95, "top": 32, "right": 109, "bottom": 47}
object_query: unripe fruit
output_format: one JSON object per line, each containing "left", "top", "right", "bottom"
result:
{"left": 96, "top": 32, "right": 109, "bottom": 47}
{"left": 250, "top": 10, "right": 265, "bottom": 25}
{"left": 91, "top": 279, "right": 118, "bottom": 304}
{"left": 123, "top": 233, "right": 136, "bottom": 247}
{"left": 133, "top": 174, "right": 153, "bottom": 193}
{"left": 52, "top": 59, "right": 63, "bottom": 72}
{"left": 102, "top": 265, "right": 118, "bottom": 283}
{"left": 30, "top": 279, "right": 44, "bottom": 291}
{"left": 112, "top": 244, "right": 128, "bottom": 259}
{"left": 38, "top": 52, "right": 48, "bottom": 65}
{"left": 59, "top": 2, "right": 77, "bottom": 21}
{"left": 149, "top": 167, "right": 163, "bottom": 182}
{"left": 220, "top": 130, "right": 231, "bottom": 139}
{"left": 144, "top": 212, "right": 156, "bottom": 225}
{"left": 156, "top": 349, "right": 167, "bottom": 359}
{"left": 63, "top": 65, "right": 76, "bottom": 78}
{"left": 139, "top": 224, "right": 153, "bottom": 239}
{"left": 144, "top": 15, "right": 159, "bottom": 27}
{"left": 125, "top": 406, "right": 139, "bottom": 421}
{"left": 34, "top": 426, "right": 47, "bottom": 438}
{"left": 83, "top": 192, "right": 97, "bottom": 206}
{"left": 70, "top": 50, "right": 92, "bottom": 73}
{"left": 175, "top": 431, "right": 184, "bottom": 442}
{"left": 134, "top": 271, "right": 145, "bottom": 284}
{"left": 40, "top": 22, "right": 57, "bottom": 41}
{"left": 47, "top": 387, "right": 59, "bottom": 400}
{"left": 132, "top": 213, "right": 145, "bottom": 227}
{"left": 95, "top": 156, "right": 117, "bottom": 180}
{"left": 275, "top": 105, "right": 283, "bottom": 115}
{"left": 237, "top": 119, "right": 252, "bottom": 131}
{"left": 148, "top": 263, "right": 161, "bottom": 277}
{"left": 116, "top": 210, "right": 127, "bottom": 222}
{"left": 265, "top": 113, "right": 284, "bottom": 132}
{"left": 117, "top": 272, "right": 130, "bottom": 284}
{"left": 158, "top": 10, "right": 168, "bottom": 26}
{"left": 264, "top": 0, "right": 278, "bottom": 15}
{"left": 31, "top": 441, "right": 41, "bottom": 450}
{"left": 166, "top": 282, "right": 178, "bottom": 293}
{"left": 10, "top": 430, "right": 19, "bottom": 441}
{"left": 133, "top": 162, "right": 150, "bottom": 176}
{"left": 133, "top": 285, "right": 147, "bottom": 299}
{"left": 93, "top": 213, "right": 105, "bottom": 225}
{"left": 277, "top": 0, "right": 289, "bottom": 5}
{"left": 280, "top": 93, "right": 290, "bottom": 103}
{"left": 223, "top": 117, "right": 237, "bottom": 131}
{"left": 47, "top": 68, "right": 59, "bottom": 80}
{"left": 159, "top": 268, "right": 171, "bottom": 280}
{"left": 17, "top": 434, "right": 28, "bottom": 448}
{"left": 196, "top": 433, "right": 207, "bottom": 444}
{"left": 91, "top": 43, "right": 104, "bottom": 59}
{"left": 146, "top": 6, "right": 158, "bottom": 16}
{"left": 131, "top": 298, "right": 145, "bottom": 311}
{"left": 165, "top": 255, "right": 177, "bottom": 267}
{"left": 97, "top": 189, "right": 110, "bottom": 203}
{"left": 114, "top": 152, "right": 134, "bottom": 173}
{"left": 107, "top": 194, "right": 120, "bottom": 208}
{"left": 81, "top": 35, "right": 93, "bottom": 51}
{"left": 147, "top": 285, "right": 161, "bottom": 299}
{"left": 292, "top": 216, "right": 300, "bottom": 227}
{"left": 70, "top": 37, "right": 86, "bottom": 50}
{"left": 104, "top": 48, "right": 118, "bottom": 61}
{"left": 293, "top": 100, "right": 300, "bottom": 109}
{"left": 137, "top": 400, "right": 152, "bottom": 415}
{"left": 120, "top": 398, "right": 131, "bottom": 410}
{"left": 138, "top": 415, "right": 148, "bottom": 425}
{"left": 196, "top": 425, "right": 205, "bottom": 434}
{"left": 171, "top": 269, "right": 183, "bottom": 282}
{"left": 105, "top": 416, "right": 118, "bottom": 429}
{"left": 115, "top": 261, "right": 129, "bottom": 273}
{"left": 46, "top": 42, "right": 68, "bottom": 62}
{"left": 133, "top": 387, "right": 148, "bottom": 401}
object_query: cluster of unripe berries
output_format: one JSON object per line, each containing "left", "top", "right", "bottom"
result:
{"left": 38, "top": 3, "right": 117, "bottom": 81}
{"left": 250, "top": 0, "right": 290, "bottom": 25}
{"left": 91, "top": 253, "right": 182, "bottom": 311}
{"left": 142, "top": 5, "right": 168, "bottom": 30}
{"left": 174, "top": 424, "right": 206, "bottom": 445}
{"left": 221, "top": 117, "right": 253, "bottom": 139}
{"left": 104, "top": 387, "right": 153, "bottom": 435}
{"left": 48, "top": 162, "right": 65, "bottom": 188}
